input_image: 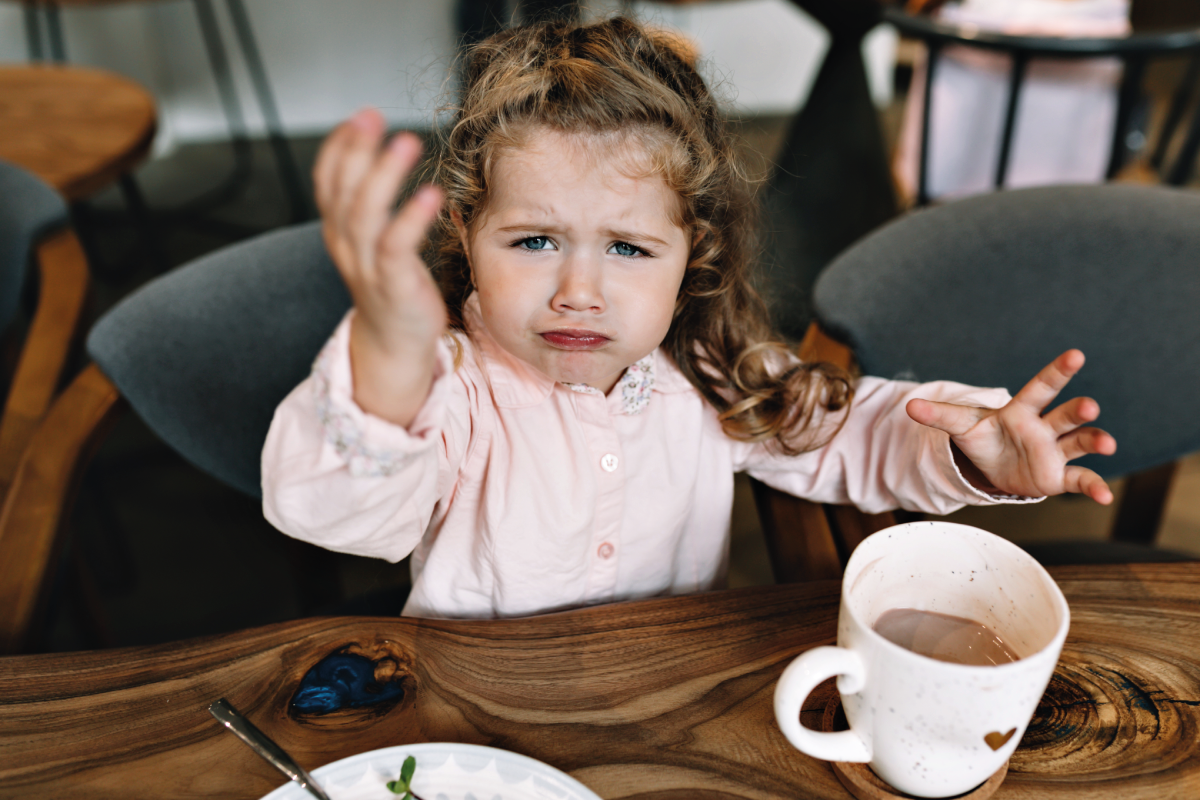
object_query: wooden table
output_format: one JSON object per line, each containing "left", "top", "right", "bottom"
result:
{"left": 0, "top": 65, "right": 156, "bottom": 202}
{"left": 0, "top": 563, "right": 1196, "bottom": 798}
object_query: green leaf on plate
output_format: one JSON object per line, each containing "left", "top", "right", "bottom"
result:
{"left": 400, "top": 755, "right": 416, "bottom": 785}
{"left": 388, "top": 755, "right": 418, "bottom": 795}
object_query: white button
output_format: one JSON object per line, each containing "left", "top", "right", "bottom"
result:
{"left": 598, "top": 542, "right": 615, "bottom": 559}
{"left": 600, "top": 453, "right": 619, "bottom": 472}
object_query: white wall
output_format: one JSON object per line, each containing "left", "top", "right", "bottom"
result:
{"left": 0, "top": 0, "right": 894, "bottom": 155}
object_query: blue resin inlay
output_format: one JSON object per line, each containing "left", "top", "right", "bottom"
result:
{"left": 291, "top": 652, "right": 406, "bottom": 714}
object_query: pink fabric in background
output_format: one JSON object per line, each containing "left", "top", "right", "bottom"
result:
{"left": 895, "top": 0, "right": 1131, "bottom": 202}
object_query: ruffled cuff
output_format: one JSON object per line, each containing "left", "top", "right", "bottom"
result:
{"left": 311, "top": 314, "right": 455, "bottom": 478}
{"left": 929, "top": 431, "right": 1045, "bottom": 506}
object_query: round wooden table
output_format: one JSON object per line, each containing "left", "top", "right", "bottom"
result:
{"left": 0, "top": 64, "right": 156, "bottom": 202}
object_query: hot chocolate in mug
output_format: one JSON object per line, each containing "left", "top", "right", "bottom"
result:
{"left": 773, "top": 522, "right": 1070, "bottom": 798}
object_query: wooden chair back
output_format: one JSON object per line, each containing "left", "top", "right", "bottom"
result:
{"left": 749, "top": 323, "right": 897, "bottom": 584}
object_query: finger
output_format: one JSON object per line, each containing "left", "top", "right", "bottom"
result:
{"left": 1042, "top": 395, "right": 1100, "bottom": 437}
{"left": 329, "top": 109, "right": 387, "bottom": 225}
{"left": 1063, "top": 465, "right": 1114, "bottom": 505}
{"left": 313, "top": 108, "right": 383, "bottom": 213}
{"left": 1011, "top": 349, "right": 1086, "bottom": 414}
{"left": 1058, "top": 426, "right": 1117, "bottom": 461}
{"left": 906, "top": 398, "right": 990, "bottom": 437}
{"left": 347, "top": 133, "right": 425, "bottom": 271}
{"left": 376, "top": 184, "right": 443, "bottom": 274}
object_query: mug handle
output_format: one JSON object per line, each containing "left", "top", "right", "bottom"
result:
{"left": 773, "top": 646, "right": 871, "bottom": 762}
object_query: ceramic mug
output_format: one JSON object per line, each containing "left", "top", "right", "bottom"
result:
{"left": 773, "top": 521, "right": 1069, "bottom": 798}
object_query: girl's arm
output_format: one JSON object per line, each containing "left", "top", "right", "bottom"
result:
{"left": 261, "top": 318, "right": 472, "bottom": 563}
{"left": 741, "top": 350, "right": 1114, "bottom": 516}
{"left": 314, "top": 108, "right": 446, "bottom": 428}
{"left": 741, "top": 376, "right": 1026, "bottom": 516}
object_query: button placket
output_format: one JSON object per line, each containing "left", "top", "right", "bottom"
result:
{"left": 574, "top": 389, "right": 623, "bottom": 603}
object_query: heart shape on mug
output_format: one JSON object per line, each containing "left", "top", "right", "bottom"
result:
{"left": 984, "top": 728, "right": 1017, "bottom": 751}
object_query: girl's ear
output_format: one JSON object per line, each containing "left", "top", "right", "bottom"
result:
{"left": 451, "top": 210, "right": 475, "bottom": 286}
{"left": 451, "top": 210, "right": 470, "bottom": 263}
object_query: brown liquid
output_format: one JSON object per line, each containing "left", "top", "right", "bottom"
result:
{"left": 873, "top": 608, "right": 1022, "bottom": 666}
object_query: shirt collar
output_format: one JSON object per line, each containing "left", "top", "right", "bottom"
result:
{"left": 461, "top": 294, "right": 680, "bottom": 414}
{"left": 562, "top": 353, "right": 655, "bottom": 415}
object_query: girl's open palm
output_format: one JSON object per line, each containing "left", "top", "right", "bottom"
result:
{"left": 313, "top": 108, "right": 446, "bottom": 426}
{"left": 906, "top": 350, "right": 1117, "bottom": 504}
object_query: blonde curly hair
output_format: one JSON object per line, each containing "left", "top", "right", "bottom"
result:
{"left": 429, "top": 15, "right": 852, "bottom": 454}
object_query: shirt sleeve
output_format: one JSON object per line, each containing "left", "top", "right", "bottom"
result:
{"left": 261, "top": 312, "right": 473, "bottom": 562}
{"left": 737, "top": 375, "right": 1043, "bottom": 516}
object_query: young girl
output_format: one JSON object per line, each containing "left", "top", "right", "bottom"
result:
{"left": 262, "top": 16, "right": 1115, "bottom": 619}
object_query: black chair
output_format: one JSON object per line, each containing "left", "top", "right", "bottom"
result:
{"left": 886, "top": 6, "right": 1200, "bottom": 205}
{"left": 784, "top": 183, "right": 1200, "bottom": 572}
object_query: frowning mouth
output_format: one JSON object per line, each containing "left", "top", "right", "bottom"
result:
{"left": 540, "top": 329, "right": 611, "bottom": 350}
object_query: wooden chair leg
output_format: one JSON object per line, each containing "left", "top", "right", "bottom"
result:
{"left": 0, "top": 227, "right": 90, "bottom": 498}
{"left": 0, "top": 365, "right": 123, "bottom": 654}
{"left": 1109, "top": 461, "right": 1179, "bottom": 546}
{"left": 827, "top": 505, "right": 898, "bottom": 564}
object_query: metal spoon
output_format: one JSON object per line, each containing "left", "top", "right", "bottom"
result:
{"left": 208, "top": 697, "right": 332, "bottom": 800}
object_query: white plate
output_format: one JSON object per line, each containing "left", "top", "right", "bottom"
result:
{"left": 258, "top": 742, "right": 603, "bottom": 800}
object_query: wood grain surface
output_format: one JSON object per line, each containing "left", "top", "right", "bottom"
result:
{"left": 0, "top": 564, "right": 1196, "bottom": 799}
{"left": 0, "top": 65, "right": 155, "bottom": 202}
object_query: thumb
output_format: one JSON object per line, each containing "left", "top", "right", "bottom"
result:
{"left": 906, "top": 398, "right": 988, "bottom": 437}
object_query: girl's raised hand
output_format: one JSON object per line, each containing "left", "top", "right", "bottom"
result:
{"left": 314, "top": 108, "right": 446, "bottom": 427}
{"left": 906, "top": 350, "right": 1118, "bottom": 504}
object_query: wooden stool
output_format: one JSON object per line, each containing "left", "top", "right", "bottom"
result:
{"left": 13, "top": 0, "right": 312, "bottom": 223}
{"left": 0, "top": 64, "right": 156, "bottom": 203}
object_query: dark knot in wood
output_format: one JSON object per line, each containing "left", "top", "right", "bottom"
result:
{"left": 289, "top": 637, "right": 417, "bottom": 723}
{"left": 1012, "top": 651, "right": 1200, "bottom": 781}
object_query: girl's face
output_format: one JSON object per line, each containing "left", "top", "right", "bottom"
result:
{"left": 459, "top": 128, "right": 690, "bottom": 394}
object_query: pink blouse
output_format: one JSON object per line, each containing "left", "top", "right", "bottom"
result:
{"left": 262, "top": 297, "right": 1031, "bottom": 619}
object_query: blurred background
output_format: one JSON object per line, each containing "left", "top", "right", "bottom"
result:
{"left": 2, "top": 0, "right": 1198, "bottom": 652}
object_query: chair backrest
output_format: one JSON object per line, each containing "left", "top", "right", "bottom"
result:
{"left": 813, "top": 183, "right": 1200, "bottom": 481}
{"left": 86, "top": 221, "right": 350, "bottom": 498}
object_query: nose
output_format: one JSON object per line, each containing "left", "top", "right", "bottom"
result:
{"left": 551, "top": 250, "right": 605, "bottom": 314}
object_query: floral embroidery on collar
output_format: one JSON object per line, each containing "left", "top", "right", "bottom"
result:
{"left": 563, "top": 353, "right": 656, "bottom": 415}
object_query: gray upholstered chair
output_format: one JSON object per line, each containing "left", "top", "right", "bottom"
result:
{"left": 87, "top": 221, "right": 349, "bottom": 498}
{"left": 754, "top": 183, "right": 1200, "bottom": 582}
{"left": 0, "top": 221, "right": 351, "bottom": 653}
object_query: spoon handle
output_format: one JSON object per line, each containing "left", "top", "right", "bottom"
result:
{"left": 209, "top": 698, "right": 333, "bottom": 800}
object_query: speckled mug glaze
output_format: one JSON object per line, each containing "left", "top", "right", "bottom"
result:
{"left": 774, "top": 522, "right": 1069, "bottom": 798}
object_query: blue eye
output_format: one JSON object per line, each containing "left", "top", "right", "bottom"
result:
{"left": 609, "top": 241, "right": 645, "bottom": 257}
{"left": 517, "top": 236, "right": 554, "bottom": 251}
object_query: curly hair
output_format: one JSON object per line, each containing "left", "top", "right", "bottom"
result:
{"left": 428, "top": 15, "right": 852, "bottom": 454}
